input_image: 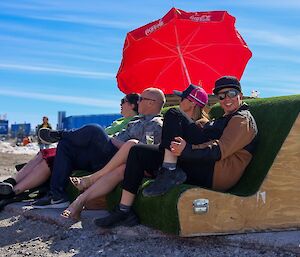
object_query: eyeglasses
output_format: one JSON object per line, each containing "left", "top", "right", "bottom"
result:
{"left": 121, "top": 98, "right": 128, "bottom": 105}
{"left": 217, "top": 89, "right": 239, "bottom": 100}
{"left": 139, "top": 96, "right": 156, "bottom": 102}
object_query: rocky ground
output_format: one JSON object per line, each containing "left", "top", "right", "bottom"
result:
{"left": 0, "top": 151, "right": 299, "bottom": 257}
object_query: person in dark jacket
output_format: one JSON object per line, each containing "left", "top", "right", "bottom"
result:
{"left": 0, "top": 94, "right": 140, "bottom": 201}
{"left": 32, "top": 88, "right": 164, "bottom": 209}
{"left": 94, "top": 76, "right": 258, "bottom": 228}
{"left": 36, "top": 116, "right": 52, "bottom": 149}
{"left": 60, "top": 84, "right": 209, "bottom": 220}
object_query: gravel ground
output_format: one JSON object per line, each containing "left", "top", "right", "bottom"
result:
{"left": 0, "top": 152, "right": 299, "bottom": 257}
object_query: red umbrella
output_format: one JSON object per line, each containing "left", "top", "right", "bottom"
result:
{"left": 117, "top": 8, "right": 252, "bottom": 94}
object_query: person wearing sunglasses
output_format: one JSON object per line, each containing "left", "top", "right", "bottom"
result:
{"left": 28, "top": 88, "right": 165, "bottom": 209}
{"left": 0, "top": 93, "right": 140, "bottom": 204}
{"left": 59, "top": 85, "right": 209, "bottom": 220}
{"left": 94, "top": 76, "right": 258, "bottom": 228}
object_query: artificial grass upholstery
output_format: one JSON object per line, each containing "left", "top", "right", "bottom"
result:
{"left": 106, "top": 95, "right": 300, "bottom": 234}
{"left": 106, "top": 181, "right": 195, "bottom": 234}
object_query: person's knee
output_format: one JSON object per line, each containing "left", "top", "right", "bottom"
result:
{"left": 126, "top": 139, "right": 139, "bottom": 147}
{"left": 128, "top": 144, "right": 140, "bottom": 157}
{"left": 82, "top": 124, "right": 103, "bottom": 134}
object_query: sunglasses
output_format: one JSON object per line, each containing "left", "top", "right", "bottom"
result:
{"left": 121, "top": 98, "right": 128, "bottom": 105}
{"left": 139, "top": 96, "right": 156, "bottom": 102}
{"left": 217, "top": 89, "right": 240, "bottom": 100}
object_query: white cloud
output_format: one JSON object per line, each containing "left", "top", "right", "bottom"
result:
{"left": 0, "top": 1, "right": 139, "bottom": 30}
{"left": 233, "top": 0, "right": 300, "bottom": 9}
{"left": 0, "top": 63, "right": 115, "bottom": 79}
{"left": 25, "top": 14, "right": 135, "bottom": 30}
{"left": 250, "top": 86, "right": 300, "bottom": 95}
{"left": 244, "top": 29, "right": 300, "bottom": 49}
{"left": 254, "top": 52, "right": 300, "bottom": 64}
{"left": 0, "top": 21, "right": 124, "bottom": 50}
{"left": 0, "top": 88, "right": 119, "bottom": 107}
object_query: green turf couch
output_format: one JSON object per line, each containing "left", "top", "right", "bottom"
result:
{"left": 104, "top": 95, "right": 300, "bottom": 236}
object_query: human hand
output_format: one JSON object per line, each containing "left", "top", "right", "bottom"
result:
{"left": 170, "top": 137, "right": 186, "bottom": 156}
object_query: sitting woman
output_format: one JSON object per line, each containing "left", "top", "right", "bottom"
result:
{"left": 94, "top": 76, "right": 258, "bottom": 229}
{"left": 0, "top": 93, "right": 140, "bottom": 201}
{"left": 62, "top": 84, "right": 209, "bottom": 220}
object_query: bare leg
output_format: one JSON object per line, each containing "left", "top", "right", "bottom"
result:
{"left": 120, "top": 189, "right": 135, "bottom": 207}
{"left": 15, "top": 152, "right": 44, "bottom": 183}
{"left": 62, "top": 165, "right": 125, "bottom": 219}
{"left": 70, "top": 139, "right": 138, "bottom": 191}
{"left": 163, "top": 149, "right": 177, "bottom": 163}
{"left": 13, "top": 159, "right": 51, "bottom": 195}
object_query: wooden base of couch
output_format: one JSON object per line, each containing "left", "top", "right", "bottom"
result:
{"left": 178, "top": 115, "right": 300, "bottom": 237}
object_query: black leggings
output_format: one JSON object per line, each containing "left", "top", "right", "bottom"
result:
{"left": 122, "top": 108, "right": 214, "bottom": 195}
{"left": 160, "top": 108, "right": 207, "bottom": 150}
{"left": 122, "top": 144, "right": 214, "bottom": 194}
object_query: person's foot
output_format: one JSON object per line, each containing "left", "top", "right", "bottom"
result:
{"left": 61, "top": 198, "right": 84, "bottom": 220}
{"left": 0, "top": 182, "right": 14, "bottom": 199}
{"left": 69, "top": 176, "right": 93, "bottom": 192}
{"left": 32, "top": 193, "right": 70, "bottom": 209}
{"left": 38, "top": 128, "right": 62, "bottom": 144}
{"left": 94, "top": 206, "right": 139, "bottom": 228}
{"left": 142, "top": 167, "right": 187, "bottom": 197}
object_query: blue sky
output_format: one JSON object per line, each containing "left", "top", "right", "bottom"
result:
{"left": 0, "top": 0, "right": 299, "bottom": 128}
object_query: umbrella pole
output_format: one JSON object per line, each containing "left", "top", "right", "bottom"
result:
{"left": 175, "top": 25, "right": 191, "bottom": 85}
{"left": 177, "top": 45, "right": 191, "bottom": 85}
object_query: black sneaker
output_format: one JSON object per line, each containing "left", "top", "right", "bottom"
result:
{"left": 0, "top": 182, "right": 14, "bottom": 199}
{"left": 94, "top": 207, "right": 139, "bottom": 228}
{"left": 32, "top": 193, "right": 70, "bottom": 209}
{"left": 0, "top": 192, "right": 31, "bottom": 211}
{"left": 38, "top": 128, "right": 62, "bottom": 144}
{"left": 0, "top": 182, "right": 14, "bottom": 195}
{"left": 142, "top": 167, "right": 187, "bottom": 197}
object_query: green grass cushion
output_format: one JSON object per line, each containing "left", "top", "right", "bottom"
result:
{"left": 106, "top": 95, "right": 300, "bottom": 234}
{"left": 106, "top": 180, "right": 196, "bottom": 234}
{"left": 67, "top": 95, "right": 299, "bottom": 234}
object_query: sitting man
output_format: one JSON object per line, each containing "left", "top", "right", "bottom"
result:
{"left": 33, "top": 87, "right": 165, "bottom": 209}
{"left": 0, "top": 93, "right": 139, "bottom": 202}
{"left": 59, "top": 84, "right": 210, "bottom": 220}
{"left": 94, "top": 76, "right": 258, "bottom": 228}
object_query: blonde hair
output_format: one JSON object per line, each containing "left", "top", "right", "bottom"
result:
{"left": 192, "top": 105, "right": 209, "bottom": 122}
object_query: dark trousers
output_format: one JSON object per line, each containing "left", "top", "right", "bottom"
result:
{"left": 50, "top": 124, "right": 118, "bottom": 199}
{"left": 123, "top": 108, "right": 215, "bottom": 195}
{"left": 160, "top": 108, "right": 208, "bottom": 150}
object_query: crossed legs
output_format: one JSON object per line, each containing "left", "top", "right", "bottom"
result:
{"left": 69, "top": 139, "right": 139, "bottom": 191}
{"left": 7, "top": 152, "right": 51, "bottom": 196}
{"left": 62, "top": 139, "right": 139, "bottom": 219}
{"left": 62, "top": 165, "right": 125, "bottom": 219}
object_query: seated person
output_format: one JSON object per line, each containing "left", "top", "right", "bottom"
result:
{"left": 32, "top": 87, "right": 165, "bottom": 209}
{"left": 60, "top": 84, "right": 209, "bottom": 220}
{"left": 94, "top": 76, "right": 258, "bottom": 228}
{"left": 0, "top": 93, "right": 140, "bottom": 201}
